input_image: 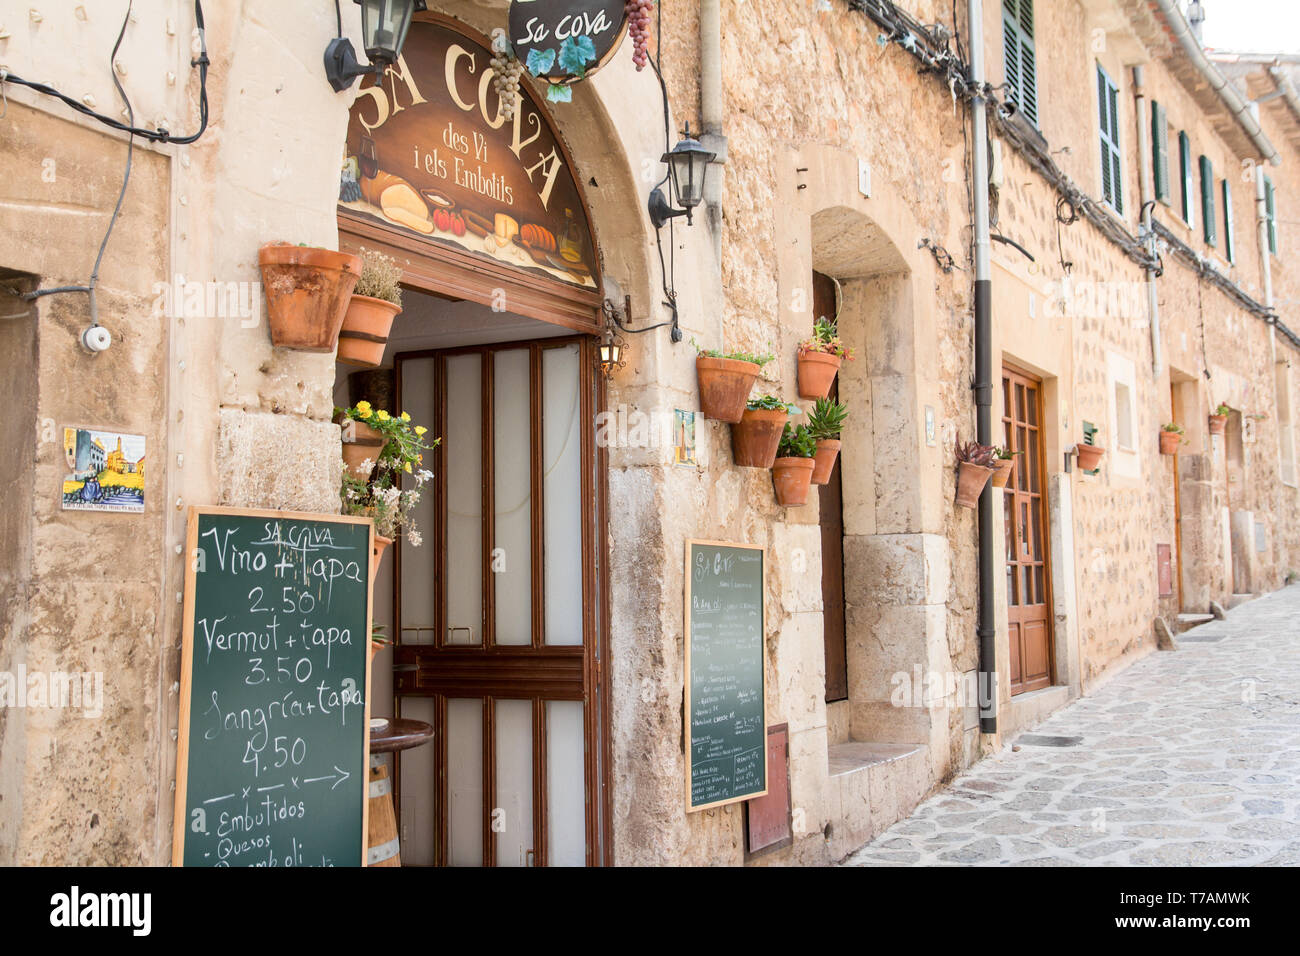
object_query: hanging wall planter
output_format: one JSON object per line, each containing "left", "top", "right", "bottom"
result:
{"left": 1076, "top": 442, "right": 1106, "bottom": 471}
{"left": 258, "top": 242, "right": 362, "bottom": 351}
{"left": 807, "top": 397, "right": 848, "bottom": 485}
{"left": 991, "top": 448, "right": 1017, "bottom": 488}
{"left": 772, "top": 423, "right": 817, "bottom": 506}
{"left": 954, "top": 439, "right": 996, "bottom": 509}
{"left": 340, "top": 417, "right": 386, "bottom": 482}
{"left": 1159, "top": 424, "right": 1183, "bottom": 456}
{"left": 796, "top": 318, "right": 854, "bottom": 400}
{"left": 694, "top": 345, "right": 772, "bottom": 423}
{"left": 1209, "top": 405, "right": 1229, "bottom": 436}
{"left": 339, "top": 249, "right": 404, "bottom": 368}
{"left": 371, "top": 534, "right": 394, "bottom": 584}
{"left": 732, "top": 397, "right": 792, "bottom": 468}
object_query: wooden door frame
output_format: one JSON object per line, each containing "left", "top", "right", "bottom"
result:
{"left": 390, "top": 335, "right": 610, "bottom": 865}
{"left": 1001, "top": 362, "right": 1056, "bottom": 695}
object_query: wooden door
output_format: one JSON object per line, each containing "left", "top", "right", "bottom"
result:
{"left": 813, "top": 271, "right": 847, "bottom": 703}
{"left": 392, "top": 337, "right": 604, "bottom": 865}
{"left": 1002, "top": 366, "right": 1053, "bottom": 695}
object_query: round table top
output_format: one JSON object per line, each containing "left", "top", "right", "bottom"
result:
{"left": 369, "top": 717, "right": 434, "bottom": 754}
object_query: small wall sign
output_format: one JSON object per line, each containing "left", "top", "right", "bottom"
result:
{"left": 62, "top": 428, "right": 145, "bottom": 513}
{"left": 508, "top": 0, "right": 629, "bottom": 98}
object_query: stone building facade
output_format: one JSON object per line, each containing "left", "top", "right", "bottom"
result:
{"left": 0, "top": 0, "right": 1296, "bottom": 867}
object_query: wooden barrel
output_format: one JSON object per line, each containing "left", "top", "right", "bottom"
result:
{"left": 366, "top": 761, "right": 401, "bottom": 867}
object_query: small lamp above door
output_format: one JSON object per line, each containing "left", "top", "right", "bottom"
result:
{"left": 325, "top": 0, "right": 427, "bottom": 92}
{"left": 648, "top": 123, "right": 716, "bottom": 228}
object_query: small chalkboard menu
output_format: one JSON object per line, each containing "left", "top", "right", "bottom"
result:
{"left": 685, "top": 539, "right": 767, "bottom": 811}
{"left": 172, "top": 507, "right": 372, "bottom": 867}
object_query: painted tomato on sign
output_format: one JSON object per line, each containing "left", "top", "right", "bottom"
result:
{"left": 508, "top": 0, "right": 629, "bottom": 90}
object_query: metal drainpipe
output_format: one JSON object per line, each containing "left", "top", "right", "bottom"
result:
{"left": 1133, "top": 66, "right": 1163, "bottom": 378}
{"left": 968, "top": 0, "right": 996, "bottom": 734}
{"left": 699, "top": 0, "right": 725, "bottom": 267}
{"left": 1257, "top": 163, "right": 1280, "bottom": 470}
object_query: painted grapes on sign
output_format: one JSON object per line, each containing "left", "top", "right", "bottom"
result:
{"left": 508, "top": 0, "right": 630, "bottom": 101}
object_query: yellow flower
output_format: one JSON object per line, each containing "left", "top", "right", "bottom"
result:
{"left": 417, "top": 454, "right": 423, "bottom": 464}
{"left": 401, "top": 411, "right": 410, "bottom": 422}
{"left": 355, "top": 401, "right": 372, "bottom": 418}
{"left": 376, "top": 410, "right": 390, "bottom": 421}
{"left": 414, "top": 425, "right": 427, "bottom": 436}
{"left": 404, "top": 462, "right": 412, "bottom": 473}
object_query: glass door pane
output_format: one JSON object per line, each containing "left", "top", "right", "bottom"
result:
{"left": 445, "top": 354, "right": 483, "bottom": 645}
{"left": 542, "top": 345, "right": 583, "bottom": 646}
{"left": 494, "top": 698, "right": 533, "bottom": 866}
{"left": 447, "top": 697, "right": 483, "bottom": 866}
{"left": 493, "top": 349, "right": 532, "bottom": 645}
{"left": 546, "top": 700, "right": 586, "bottom": 865}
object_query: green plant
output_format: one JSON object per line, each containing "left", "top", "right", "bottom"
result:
{"left": 992, "top": 445, "right": 1020, "bottom": 460}
{"left": 690, "top": 337, "right": 774, "bottom": 366}
{"left": 807, "top": 397, "right": 848, "bottom": 440}
{"left": 1214, "top": 403, "right": 1231, "bottom": 416}
{"left": 954, "top": 438, "right": 996, "bottom": 467}
{"left": 1162, "top": 422, "right": 1184, "bottom": 433}
{"left": 747, "top": 394, "right": 799, "bottom": 413}
{"left": 336, "top": 401, "right": 440, "bottom": 544}
{"left": 371, "top": 624, "right": 392, "bottom": 646}
{"left": 353, "top": 247, "right": 404, "bottom": 306}
{"left": 778, "top": 423, "right": 817, "bottom": 458}
{"left": 797, "top": 317, "right": 855, "bottom": 360}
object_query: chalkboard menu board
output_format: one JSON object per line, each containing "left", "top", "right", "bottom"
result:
{"left": 685, "top": 540, "right": 767, "bottom": 811}
{"left": 172, "top": 507, "right": 372, "bottom": 867}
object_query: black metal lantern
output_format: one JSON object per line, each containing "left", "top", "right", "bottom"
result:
{"left": 325, "top": 0, "right": 426, "bottom": 92}
{"left": 648, "top": 122, "right": 716, "bottom": 228}
{"left": 598, "top": 324, "right": 627, "bottom": 377}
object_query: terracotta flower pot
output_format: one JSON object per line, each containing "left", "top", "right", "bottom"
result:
{"left": 731, "top": 408, "right": 788, "bottom": 468}
{"left": 370, "top": 534, "right": 394, "bottom": 586}
{"left": 1159, "top": 430, "right": 1182, "bottom": 455}
{"left": 797, "top": 350, "right": 842, "bottom": 400}
{"left": 811, "top": 438, "right": 841, "bottom": 485}
{"left": 955, "top": 460, "right": 995, "bottom": 508}
{"left": 696, "top": 356, "right": 761, "bottom": 423}
{"left": 1076, "top": 443, "right": 1106, "bottom": 471}
{"left": 258, "top": 243, "right": 362, "bottom": 351}
{"left": 772, "top": 457, "right": 816, "bottom": 507}
{"left": 342, "top": 420, "right": 386, "bottom": 481}
{"left": 338, "top": 294, "right": 401, "bottom": 368}
{"left": 369, "top": 640, "right": 386, "bottom": 664}
{"left": 991, "top": 456, "right": 1016, "bottom": 488}
{"left": 1208, "top": 414, "right": 1227, "bottom": 436}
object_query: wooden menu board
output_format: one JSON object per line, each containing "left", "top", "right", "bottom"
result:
{"left": 685, "top": 539, "right": 768, "bottom": 811}
{"left": 172, "top": 507, "right": 373, "bottom": 867}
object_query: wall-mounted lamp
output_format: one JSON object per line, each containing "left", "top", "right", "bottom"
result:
{"left": 648, "top": 123, "right": 716, "bottom": 228}
{"left": 325, "top": 0, "right": 426, "bottom": 92}
{"left": 598, "top": 321, "right": 627, "bottom": 378}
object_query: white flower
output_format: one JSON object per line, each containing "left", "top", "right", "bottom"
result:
{"left": 415, "top": 468, "right": 434, "bottom": 485}
{"left": 407, "top": 530, "right": 423, "bottom": 547}
{"left": 359, "top": 458, "right": 374, "bottom": 471}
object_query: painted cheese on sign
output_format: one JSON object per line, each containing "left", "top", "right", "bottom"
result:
{"left": 338, "top": 18, "right": 598, "bottom": 290}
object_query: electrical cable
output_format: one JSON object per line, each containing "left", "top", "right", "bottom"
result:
{"left": 1, "top": 0, "right": 209, "bottom": 145}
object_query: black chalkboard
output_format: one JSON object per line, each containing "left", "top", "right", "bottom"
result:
{"left": 173, "top": 507, "right": 372, "bottom": 866}
{"left": 685, "top": 540, "right": 767, "bottom": 811}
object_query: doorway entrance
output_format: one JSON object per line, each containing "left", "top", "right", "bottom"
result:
{"left": 1001, "top": 365, "right": 1054, "bottom": 695}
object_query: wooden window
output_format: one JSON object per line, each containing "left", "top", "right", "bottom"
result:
{"left": 1003, "top": 0, "right": 1039, "bottom": 127}
{"left": 1222, "top": 179, "right": 1235, "bottom": 264}
{"left": 1179, "top": 132, "right": 1196, "bottom": 228}
{"left": 1265, "top": 176, "right": 1278, "bottom": 255}
{"left": 1151, "top": 101, "right": 1170, "bottom": 204}
{"left": 1097, "top": 66, "right": 1123, "bottom": 214}
{"left": 1200, "top": 155, "right": 1217, "bottom": 246}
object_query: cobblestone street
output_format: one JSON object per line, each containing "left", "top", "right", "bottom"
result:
{"left": 843, "top": 586, "right": 1300, "bottom": 866}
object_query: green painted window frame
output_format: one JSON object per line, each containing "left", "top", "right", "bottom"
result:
{"left": 1097, "top": 65, "right": 1123, "bottom": 214}
{"left": 1151, "top": 101, "right": 1170, "bottom": 204}
{"left": 1199, "top": 155, "right": 1217, "bottom": 247}
{"left": 1222, "top": 179, "right": 1235, "bottom": 264}
{"left": 1265, "top": 176, "right": 1279, "bottom": 256}
{"left": 1179, "top": 132, "right": 1195, "bottom": 229}
{"left": 1003, "top": 0, "right": 1039, "bottom": 128}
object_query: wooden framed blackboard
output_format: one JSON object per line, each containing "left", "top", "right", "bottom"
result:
{"left": 685, "top": 539, "right": 767, "bottom": 811}
{"left": 172, "top": 507, "right": 373, "bottom": 867}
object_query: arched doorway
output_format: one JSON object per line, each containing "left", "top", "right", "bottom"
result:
{"left": 334, "top": 12, "right": 617, "bottom": 866}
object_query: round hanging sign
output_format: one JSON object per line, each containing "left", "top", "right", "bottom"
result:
{"left": 508, "top": 0, "right": 629, "bottom": 93}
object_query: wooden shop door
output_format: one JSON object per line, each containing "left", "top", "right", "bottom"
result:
{"left": 392, "top": 337, "right": 604, "bottom": 866}
{"left": 1002, "top": 366, "right": 1054, "bottom": 695}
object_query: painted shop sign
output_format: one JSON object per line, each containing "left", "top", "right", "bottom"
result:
{"left": 339, "top": 18, "right": 598, "bottom": 290}
{"left": 509, "top": 0, "right": 629, "bottom": 89}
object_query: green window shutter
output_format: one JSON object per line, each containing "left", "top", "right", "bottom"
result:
{"left": 1003, "top": 1, "right": 1039, "bottom": 127}
{"left": 1097, "top": 66, "right": 1123, "bottom": 213}
{"left": 1151, "top": 102, "right": 1170, "bottom": 203}
{"left": 1200, "top": 156, "right": 1216, "bottom": 246}
{"left": 1179, "top": 132, "right": 1195, "bottom": 228}
{"left": 1266, "top": 177, "right": 1278, "bottom": 255}
{"left": 1222, "top": 179, "right": 1234, "bottom": 264}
